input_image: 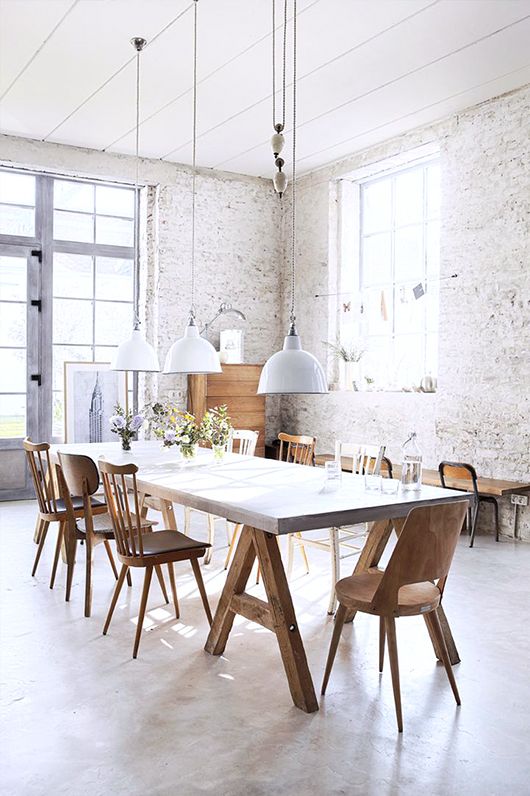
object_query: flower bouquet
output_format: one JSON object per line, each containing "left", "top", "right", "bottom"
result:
{"left": 200, "top": 404, "right": 232, "bottom": 462}
{"left": 109, "top": 404, "right": 144, "bottom": 451}
{"left": 146, "top": 400, "right": 202, "bottom": 461}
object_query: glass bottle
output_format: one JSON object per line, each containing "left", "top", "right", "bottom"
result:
{"left": 401, "top": 432, "right": 422, "bottom": 492}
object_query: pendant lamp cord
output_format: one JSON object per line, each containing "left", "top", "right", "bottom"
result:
{"left": 272, "top": 0, "right": 287, "bottom": 132}
{"left": 190, "top": 0, "right": 198, "bottom": 322}
{"left": 289, "top": 0, "right": 297, "bottom": 327}
{"left": 131, "top": 37, "right": 146, "bottom": 331}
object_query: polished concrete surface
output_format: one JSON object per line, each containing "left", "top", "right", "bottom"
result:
{"left": 1, "top": 500, "right": 529, "bottom": 796}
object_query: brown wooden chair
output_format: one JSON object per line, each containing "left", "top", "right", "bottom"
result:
{"left": 439, "top": 461, "right": 499, "bottom": 547}
{"left": 23, "top": 438, "right": 108, "bottom": 587}
{"left": 278, "top": 432, "right": 316, "bottom": 466}
{"left": 321, "top": 500, "right": 468, "bottom": 732}
{"left": 99, "top": 459, "right": 213, "bottom": 658}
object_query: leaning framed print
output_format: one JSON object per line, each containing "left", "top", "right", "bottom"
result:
{"left": 64, "top": 362, "right": 128, "bottom": 443}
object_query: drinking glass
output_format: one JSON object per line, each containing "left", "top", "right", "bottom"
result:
{"left": 364, "top": 473, "right": 382, "bottom": 492}
{"left": 325, "top": 460, "right": 342, "bottom": 490}
{"left": 381, "top": 477, "right": 400, "bottom": 495}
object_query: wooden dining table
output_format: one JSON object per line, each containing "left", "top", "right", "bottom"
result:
{"left": 50, "top": 440, "right": 469, "bottom": 714}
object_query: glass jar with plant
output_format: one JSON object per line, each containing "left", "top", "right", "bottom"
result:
{"left": 145, "top": 400, "right": 201, "bottom": 460}
{"left": 323, "top": 339, "right": 364, "bottom": 391}
{"left": 109, "top": 404, "right": 144, "bottom": 451}
{"left": 200, "top": 404, "right": 232, "bottom": 462}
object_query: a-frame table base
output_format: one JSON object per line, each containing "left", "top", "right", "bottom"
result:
{"left": 204, "top": 525, "right": 319, "bottom": 714}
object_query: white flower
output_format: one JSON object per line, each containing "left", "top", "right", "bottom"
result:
{"left": 180, "top": 435, "right": 190, "bottom": 445}
{"left": 109, "top": 414, "right": 126, "bottom": 430}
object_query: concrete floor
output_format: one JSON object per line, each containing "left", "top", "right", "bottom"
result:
{"left": 1, "top": 500, "right": 529, "bottom": 796}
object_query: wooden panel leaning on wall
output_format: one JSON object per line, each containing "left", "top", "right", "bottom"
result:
{"left": 188, "top": 364, "right": 265, "bottom": 457}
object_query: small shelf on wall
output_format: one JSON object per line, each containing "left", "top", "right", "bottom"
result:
{"left": 187, "top": 364, "right": 265, "bottom": 457}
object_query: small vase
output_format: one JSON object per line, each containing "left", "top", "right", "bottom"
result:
{"left": 212, "top": 444, "right": 226, "bottom": 463}
{"left": 180, "top": 443, "right": 198, "bottom": 462}
{"left": 121, "top": 438, "right": 131, "bottom": 452}
{"left": 343, "top": 360, "right": 360, "bottom": 391}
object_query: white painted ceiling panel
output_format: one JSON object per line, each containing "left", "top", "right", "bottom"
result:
{"left": 0, "top": 0, "right": 529, "bottom": 178}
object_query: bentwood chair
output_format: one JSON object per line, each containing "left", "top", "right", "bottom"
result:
{"left": 57, "top": 452, "right": 154, "bottom": 617}
{"left": 288, "top": 440, "right": 385, "bottom": 614}
{"left": 439, "top": 461, "right": 499, "bottom": 547}
{"left": 100, "top": 459, "right": 212, "bottom": 658}
{"left": 23, "top": 438, "right": 108, "bottom": 587}
{"left": 182, "top": 429, "right": 259, "bottom": 565}
{"left": 321, "top": 501, "right": 468, "bottom": 732}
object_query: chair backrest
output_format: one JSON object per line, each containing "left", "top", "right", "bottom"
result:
{"left": 57, "top": 452, "right": 101, "bottom": 538}
{"left": 439, "top": 461, "right": 479, "bottom": 499}
{"left": 381, "top": 456, "right": 393, "bottom": 479}
{"left": 23, "top": 437, "right": 58, "bottom": 515}
{"left": 335, "top": 441, "right": 385, "bottom": 476}
{"left": 228, "top": 429, "right": 259, "bottom": 456}
{"left": 278, "top": 432, "right": 316, "bottom": 466}
{"left": 99, "top": 458, "right": 144, "bottom": 558}
{"left": 371, "top": 501, "right": 468, "bottom": 614}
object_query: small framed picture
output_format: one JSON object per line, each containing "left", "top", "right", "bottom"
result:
{"left": 220, "top": 329, "right": 244, "bottom": 364}
{"left": 64, "top": 362, "right": 128, "bottom": 443}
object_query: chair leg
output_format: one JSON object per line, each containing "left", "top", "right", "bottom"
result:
{"left": 321, "top": 603, "right": 347, "bottom": 694}
{"left": 379, "top": 616, "right": 386, "bottom": 672}
{"left": 49, "top": 522, "right": 64, "bottom": 589}
{"left": 65, "top": 540, "right": 77, "bottom": 602}
{"left": 225, "top": 520, "right": 232, "bottom": 546}
{"left": 429, "top": 610, "right": 461, "bottom": 706}
{"left": 385, "top": 616, "right": 403, "bottom": 732}
{"left": 103, "top": 540, "right": 119, "bottom": 579}
{"left": 493, "top": 499, "right": 500, "bottom": 542}
{"left": 328, "top": 528, "right": 340, "bottom": 615}
{"left": 204, "top": 514, "right": 215, "bottom": 565}
{"left": 31, "top": 520, "right": 50, "bottom": 576}
{"left": 84, "top": 541, "right": 93, "bottom": 618}
{"left": 133, "top": 566, "right": 153, "bottom": 659}
{"left": 297, "top": 532, "right": 310, "bottom": 574}
{"left": 103, "top": 565, "right": 128, "bottom": 635}
{"left": 154, "top": 565, "right": 169, "bottom": 603}
{"left": 224, "top": 523, "right": 240, "bottom": 569}
{"left": 184, "top": 506, "right": 191, "bottom": 535}
{"left": 190, "top": 558, "right": 212, "bottom": 625}
{"left": 469, "top": 499, "right": 480, "bottom": 548}
{"left": 126, "top": 569, "right": 132, "bottom": 587}
{"left": 167, "top": 562, "right": 180, "bottom": 619}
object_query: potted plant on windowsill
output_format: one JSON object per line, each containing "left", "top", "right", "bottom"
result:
{"left": 324, "top": 339, "right": 364, "bottom": 391}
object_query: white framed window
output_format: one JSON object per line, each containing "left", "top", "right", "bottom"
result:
{"left": 340, "top": 158, "right": 440, "bottom": 391}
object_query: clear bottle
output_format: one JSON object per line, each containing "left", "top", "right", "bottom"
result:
{"left": 401, "top": 432, "right": 422, "bottom": 492}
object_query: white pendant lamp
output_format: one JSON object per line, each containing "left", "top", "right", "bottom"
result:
{"left": 164, "top": 0, "right": 221, "bottom": 375}
{"left": 258, "top": 0, "right": 327, "bottom": 395}
{"left": 113, "top": 37, "right": 160, "bottom": 373}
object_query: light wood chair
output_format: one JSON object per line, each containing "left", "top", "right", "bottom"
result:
{"left": 23, "top": 438, "right": 108, "bottom": 587}
{"left": 439, "top": 461, "right": 499, "bottom": 547}
{"left": 321, "top": 500, "right": 468, "bottom": 732}
{"left": 184, "top": 429, "right": 259, "bottom": 565}
{"left": 288, "top": 441, "right": 385, "bottom": 615}
{"left": 100, "top": 459, "right": 213, "bottom": 658}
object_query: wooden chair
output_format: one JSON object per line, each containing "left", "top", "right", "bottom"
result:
{"left": 439, "top": 461, "right": 499, "bottom": 547}
{"left": 57, "top": 451, "right": 153, "bottom": 617}
{"left": 288, "top": 440, "right": 385, "bottom": 615}
{"left": 321, "top": 500, "right": 468, "bottom": 732}
{"left": 183, "top": 429, "right": 259, "bottom": 565}
{"left": 100, "top": 459, "right": 212, "bottom": 658}
{"left": 23, "top": 438, "right": 107, "bottom": 587}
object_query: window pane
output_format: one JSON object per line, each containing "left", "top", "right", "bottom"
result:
{"left": 362, "top": 337, "right": 392, "bottom": 389}
{"left": 54, "top": 180, "right": 94, "bottom": 213}
{"left": 0, "top": 394, "right": 25, "bottom": 438}
{"left": 95, "top": 215, "right": 134, "bottom": 247}
{"left": 0, "top": 172, "right": 35, "bottom": 205}
{"left": 395, "top": 170, "right": 423, "bottom": 226}
{"left": 395, "top": 284, "right": 425, "bottom": 335}
{"left": 53, "top": 253, "right": 93, "bottom": 298}
{"left": 96, "top": 185, "right": 135, "bottom": 218}
{"left": 95, "top": 346, "right": 118, "bottom": 364}
{"left": 94, "top": 301, "right": 132, "bottom": 345}
{"left": 362, "top": 233, "right": 391, "bottom": 286}
{"left": 53, "top": 345, "right": 92, "bottom": 390}
{"left": 53, "top": 298, "right": 93, "bottom": 344}
{"left": 425, "top": 282, "right": 439, "bottom": 333}
{"left": 54, "top": 210, "right": 94, "bottom": 243}
{"left": 395, "top": 225, "right": 423, "bottom": 282}
{"left": 361, "top": 288, "right": 392, "bottom": 337}
{"left": 0, "top": 348, "right": 26, "bottom": 391}
{"left": 425, "top": 333, "right": 438, "bottom": 377}
{"left": 426, "top": 221, "right": 439, "bottom": 276}
{"left": 0, "top": 256, "right": 26, "bottom": 301}
{"left": 394, "top": 334, "right": 424, "bottom": 387}
{"left": 427, "top": 165, "right": 440, "bottom": 218}
{"left": 0, "top": 302, "right": 26, "bottom": 346}
{"left": 0, "top": 203, "right": 34, "bottom": 236}
{"left": 362, "top": 180, "right": 391, "bottom": 234}
{"left": 95, "top": 257, "right": 133, "bottom": 301}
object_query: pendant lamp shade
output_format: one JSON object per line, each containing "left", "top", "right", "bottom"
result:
{"left": 163, "top": 320, "right": 221, "bottom": 374}
{"left": 113, "top": 328, "right": 160, "bottom": 372}
{"left": 258, "top": 327, "right": 327, "bottom": 394}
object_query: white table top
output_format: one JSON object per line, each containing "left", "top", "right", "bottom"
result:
{"left": 51, "top": 441, "right": 469, "bottom": 535}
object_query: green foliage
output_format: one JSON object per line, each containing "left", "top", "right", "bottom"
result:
{"left": 323, "top": 338, "right": 364, "bottom": 362}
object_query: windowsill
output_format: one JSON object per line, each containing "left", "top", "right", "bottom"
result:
{"left": 329, "top": 384, "right": 437, "bottom": 395}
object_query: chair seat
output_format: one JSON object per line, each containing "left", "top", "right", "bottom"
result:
{"left": 140, "top": 530, "right": 209, "bottom": 556}
{"left": 77, "top": 513, "right": 153, "bottom": 537}
{"left": 55, "top": 495, "right": 105, "bottom": 513}
{"left": 335, "top": 572, "right": 441, "bottom": 617}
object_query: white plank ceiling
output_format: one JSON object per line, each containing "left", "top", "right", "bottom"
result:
{"left": 0, "top": 0, "right": 529, "bottom": 178}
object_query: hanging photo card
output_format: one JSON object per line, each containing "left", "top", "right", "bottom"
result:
{"left": 220, "top": 329, "right": 244, "bottom": 364}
